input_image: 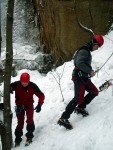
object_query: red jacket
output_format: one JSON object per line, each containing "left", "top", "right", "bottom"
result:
{"left": 10, "top": 81, "right": 45, "bottom": 106}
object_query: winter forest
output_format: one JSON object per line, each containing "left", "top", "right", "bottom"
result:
{"left": 0, "top": 0, "right": 113, "bottom": 150}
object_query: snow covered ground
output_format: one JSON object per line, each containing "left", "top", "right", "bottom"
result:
{"left": 0, "top": 31, "right": 113, "bottom": 150}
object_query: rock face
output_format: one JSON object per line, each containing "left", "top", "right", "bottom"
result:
{"left": 33, "top": 0, "right": 113, "bottom": 67}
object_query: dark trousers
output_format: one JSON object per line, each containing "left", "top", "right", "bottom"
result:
{"left": 62, "top": 78, "right": 98, "bottom": 119}
{"left": 0, "top": 103, "right": 4, "bottom": 110}
{"left": 15, "top": 105, "right": 35, "bottom": 143}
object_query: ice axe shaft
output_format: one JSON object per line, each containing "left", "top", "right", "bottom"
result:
{"left": 99, "top": 79, "right": 113, "bottom": 92}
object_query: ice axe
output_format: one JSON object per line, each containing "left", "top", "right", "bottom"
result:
{"left": 99, "top": 79, "right": 113, "bottom": 92}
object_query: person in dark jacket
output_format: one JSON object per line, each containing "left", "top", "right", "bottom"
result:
{"left": 10, "top": 72, "right": 45, "bottom": 146}
{"left": 58, "top": 35, "right": 104, "bottom": 129}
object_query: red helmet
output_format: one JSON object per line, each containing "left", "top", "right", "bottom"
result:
{"left": 20, "top": 72, "right": 30, "bottom": 83}
{"left": 93, "top": 35, "right": 104, "bottom": 47}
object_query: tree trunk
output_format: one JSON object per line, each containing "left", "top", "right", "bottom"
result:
{"left": 33, "top": 0, "right": 113, "bottom": 68}
{"left": 0, "top": 1, "right": 1, "bottom": 57}
{"left": 2, "top": 0, "right": 15, "bottom": 149}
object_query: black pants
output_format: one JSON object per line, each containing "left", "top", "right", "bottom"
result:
{"left": 61, "top": 78, "right": 98, "bottom": 119}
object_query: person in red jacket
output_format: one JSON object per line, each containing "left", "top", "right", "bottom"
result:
{"left": 10, "top": 72, "right": 45, "bottom": 147}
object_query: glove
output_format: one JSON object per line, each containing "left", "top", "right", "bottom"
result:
{"left": 10, "top": 87, "right": 13, "bottom": 94}
{"left": 35, "top": 104, "right": 41, "bottom": 113}
{"left": 90, "top": 70, "right": 96, "bottom": 77}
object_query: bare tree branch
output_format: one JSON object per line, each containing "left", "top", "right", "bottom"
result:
{"left": 50, "top": 62, "right": 66, "bottom": 101}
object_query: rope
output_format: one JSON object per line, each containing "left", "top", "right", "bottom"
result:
{"left": 73, "top": 0, "right": 95, "bottom": 36}
{"left": 96, "top": 52, "right": 113, "bottom": 73}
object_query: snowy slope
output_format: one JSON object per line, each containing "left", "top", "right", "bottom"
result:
{"left": 1, "top": 31, "right": 113, "bottom": 150}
